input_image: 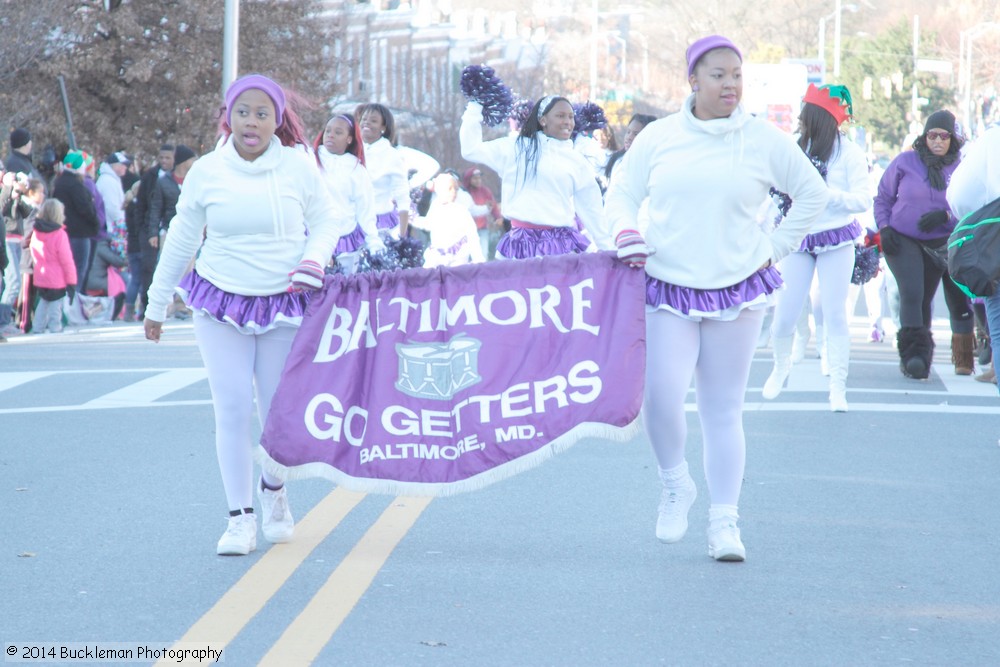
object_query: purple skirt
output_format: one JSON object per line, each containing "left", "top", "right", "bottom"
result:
{"left": 799, "top": 220, "right": 862, "bottom": 254}
{"left": 495, "top": 226, "right": 592, "bottom": 259}
{"left": 177, "top": 270, "right": 310, "bottom": 334}
{"left": 646, "top": 267, "right": 784, "bottom": 321}
{"left": 335, "top": 224, "right": 367, "bottom": 255}
{"left": 376, "top": 210, "right": 399, "bottom": 231}
{"left": 424, "top": 238, "right": 470, "bottom": 268}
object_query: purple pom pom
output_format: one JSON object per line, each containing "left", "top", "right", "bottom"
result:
{"left": 355, "top": 235, "right": 426, "bottom": 273}
{"left": 571, "top": 101, "right": 608, "bottom": 139}
{"left": 852, "top": 245, "right": 880, "bottom": 285}
{"left": 508, "top": 97, "right": 534, "bottom": 131}
{"left": 461, "top": 64, "right": 515, "bottom": 127}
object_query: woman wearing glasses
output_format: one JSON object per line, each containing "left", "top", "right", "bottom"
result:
{"left": 874, "top": 110, "right": 973, "bottom": 379}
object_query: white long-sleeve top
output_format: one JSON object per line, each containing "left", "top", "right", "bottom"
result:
{"left": 807, "top": 136, "right": 872, "bottom": 233}
{"left": 95, "top": 163, "right": 125, "bottom": 231}
{"left": 460, "top": 103, "right": 606, "bottom": 243}
{"left": 316, "top": 146, "right": 377, "bottom": 241}
{"left": 362, "top": 137, "right": 410, "bottom": 215}
{"left": 947, "top": 126, "right": 1000, "bottom": 218}
{"left": 412, "top": 200, "right": 485, "bottom": 266}
{"left": 605, "top": 96, "right": 828, "bottom": 289}
{"left": 146, "top": 136, "right": 352, "bottom": 321}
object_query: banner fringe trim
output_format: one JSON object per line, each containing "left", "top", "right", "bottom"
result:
{"left": 254, "top": 416, "right": 642, "bottom": 497}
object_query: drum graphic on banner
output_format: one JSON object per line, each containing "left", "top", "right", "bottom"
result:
{"left": 395, "top": 334, "right": 483, "bottom": 400}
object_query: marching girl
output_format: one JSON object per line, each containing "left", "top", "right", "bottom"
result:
{"left": 355, "top": 103, "right": 410, "bottom": 239}
{"left": 761, "top": 84, "right": 871, "bottom": 412}
{"left": 460, "top": 96, "right": 607, "bottom": 258}
{"left": 313, "top": 114, "right": 385, "bottom": 273}
{"left": 605, "top": 36, "right": 827, "bottom": 561}
{"left": 145, "top": 74, "right": 353, "bottom": 556}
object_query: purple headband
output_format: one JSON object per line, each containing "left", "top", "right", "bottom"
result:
{"left": 335, "top": 113, "right": 355, "bottom": 129}
{"left": 225, "top": 74, "right": 286, "bottom": 126}
{"left": 685, "top": 35, "right": 742, "bottom": 79}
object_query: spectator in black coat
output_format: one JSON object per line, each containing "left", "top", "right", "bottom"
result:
{"left": 51, "top": 151, "right": 100, "bottom": 291}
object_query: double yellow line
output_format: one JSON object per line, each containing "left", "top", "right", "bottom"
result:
{"left": 158, "top": 489, "right": 432, "bottom": 666}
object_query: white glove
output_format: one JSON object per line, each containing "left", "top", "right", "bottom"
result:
{"left": 366, "top": 235, "right": 387, "bottom": 254}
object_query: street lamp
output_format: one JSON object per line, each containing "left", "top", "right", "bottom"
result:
{"left": 960, "top": 22, "right": 1000, "bottom": 136}
{"left": 817, "top": 2, "right": 858, "bottom": 80}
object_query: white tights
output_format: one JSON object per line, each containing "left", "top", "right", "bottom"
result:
{"left": 771, "top": 246, "right": 855, "bottom": 338}
{"left": 193, "top": 313, "right": 296, "bottom": 512}
{"left": 643, "top": 308, "right": 764, "bottom": 506}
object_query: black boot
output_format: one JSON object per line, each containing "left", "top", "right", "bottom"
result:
{"left": 897, "top": 326, "right": 934, "bottom": 379}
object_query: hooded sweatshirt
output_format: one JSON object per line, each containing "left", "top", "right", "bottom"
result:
{"left": 30, "top": 217, "right": 77, "bottom": 289}
{"left": 316, "top": 146, "right": 377, "bottom": 240}
{"left": 96, "top": 162, "right": 126, "bottom": 233}
{"left": 145, "top": 136, "right": 353, "bottom": 322}
{"left": 362, "top": 137, "right": 410, "bottom": 216}
{"left": 605, "top": 95, "right": 828, "bottom": 289}
{"left": 460, "top": 103, "right": 605, "bottom": 238}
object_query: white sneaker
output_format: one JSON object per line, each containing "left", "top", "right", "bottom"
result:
{"left": 258, "top": 481, "right": 294, "bottom": 543}
{"left": 656, "top": 476, "right": 697, "bottom": 543}
{"left": 708, "top": 518, "right": 746, "bottom": 562}
{"left": 217, "top": 512, "right": 257, "bottom": 556}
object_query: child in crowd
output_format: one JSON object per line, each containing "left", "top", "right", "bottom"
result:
{"left": 29, "top": 199, "right": 77, "bottom": 333}
{"left": 411, "top": 171, "right": 485, "bottom": 268}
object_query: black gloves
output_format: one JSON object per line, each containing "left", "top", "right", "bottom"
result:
{"left": 879, "top": 226, "right": 901, "bottom": 255}
{"left": 66, "top": 284, "right": 76, "bottom": 303}
{"left": 917, "top": 209, "right": 950, "bottom": 233}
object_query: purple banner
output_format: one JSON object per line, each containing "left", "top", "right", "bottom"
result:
{"left": 258, "top": 251, "right": 646, "bottom": 496}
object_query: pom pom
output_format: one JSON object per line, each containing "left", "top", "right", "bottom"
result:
{"left": 571, "top": 101, "right": 608, "bottom": 139}
{"left": 851, "top": 245, "right": 880, "bottom": 285}
{"left": 508, "top": 97, "right": 534, "bottom": 132}
{"left": 460, "top": 64, "right": 514, "bottom": 127}
{"left": 354, "top": 235, "right": 427, "bottom": 273}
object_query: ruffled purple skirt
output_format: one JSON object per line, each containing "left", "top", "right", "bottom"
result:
{"left": 376, "top": 210, "right": 399, "bottom": 231}
{"left": 495, "top": 226, "right": 592, "bottom": 259}
{"left": 177, "top": 270, "right": 310, "bottom": 334}
{"left": 646, "top": 267, "right": 784, "bottom": 322}
{"left": 335, "top": 224, "right": 367, "bottom": 255}
{"left": 798, "top": 220, "right": 862, "bottom": 254}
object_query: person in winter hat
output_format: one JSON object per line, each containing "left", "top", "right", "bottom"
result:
{"left": 874, "top": 109, "right": 973, "bottom": 379}
{"left": 144, "top": 74, "right": 354, "bottom": 556}
{"left": 605, "top": 35, "right": 828, "bottom": 562}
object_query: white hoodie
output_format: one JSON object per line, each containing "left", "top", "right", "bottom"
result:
{"left": 95, "top": 162, "right": 125, "bottom": 232}
{"left": 316, "top": 146, "right": 377, "bottom": 242}
{"left": 146, "top": 136, "right": 352, "bottom": 321}
{"left": 605, "top": 95, "right": 828, "bottom": 289}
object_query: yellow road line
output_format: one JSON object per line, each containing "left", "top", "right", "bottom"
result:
{"left": 155, "top": 488, "right": 366, "bottom": 667}
{"left": 259, "top": 496, "right": 434, "bottom": 666}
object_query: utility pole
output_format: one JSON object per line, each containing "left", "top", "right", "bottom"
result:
{"left": 222, "top": 0, "right": 240, "bottom": 96}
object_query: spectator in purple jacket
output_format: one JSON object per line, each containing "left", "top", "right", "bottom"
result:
{"left": 874, "top": 110, "right": 974, "bottom": 379}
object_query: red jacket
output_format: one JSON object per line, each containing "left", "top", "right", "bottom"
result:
{"left": 30, "top": 219, "right": 78, "bottom": 289}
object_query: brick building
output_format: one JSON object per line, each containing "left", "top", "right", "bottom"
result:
{"left": 321, "top": 0, "right": 546, "bottom": 169}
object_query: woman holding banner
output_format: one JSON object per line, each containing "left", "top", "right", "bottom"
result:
{"left": 605, "top": 35, "right": 827, "bottom": 561}
{"left": 144, "top": 74, "right": 352, "bottom": 556}
{"left": 460, "top": 96, "right": 606, "bottom": 258}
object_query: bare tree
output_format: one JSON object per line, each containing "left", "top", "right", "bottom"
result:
{"left": 1, "top": 0, "right": 342, "bottom": 164}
